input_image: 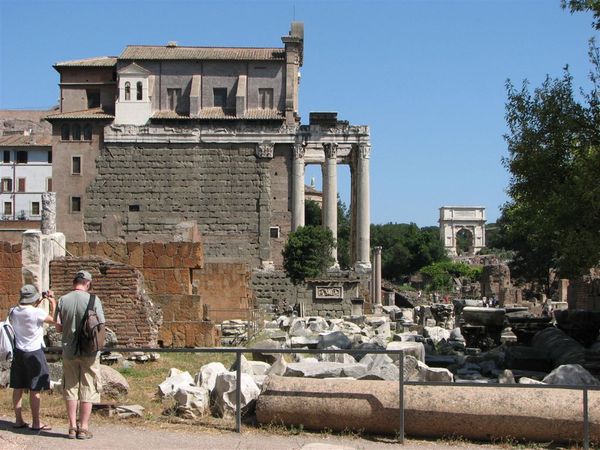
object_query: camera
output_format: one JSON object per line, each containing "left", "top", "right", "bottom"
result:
{"left": 42, "top": 291, "right": 48, "bottom": 298}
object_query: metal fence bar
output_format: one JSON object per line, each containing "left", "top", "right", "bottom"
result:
{"left": 583, "top": 386, "right": 589, "bottom": 450}
{"left": 399, "top": 354, "right": 405, "bottom": 444}
{"left": 235, "top": 350, "right": 242, "bottom": 433}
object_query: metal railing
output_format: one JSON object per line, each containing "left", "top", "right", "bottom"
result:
{"left": 44, "top": 345, "right": 599, "bottom": 449}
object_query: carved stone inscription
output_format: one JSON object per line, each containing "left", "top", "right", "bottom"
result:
{"left": 315, "top": 285, "right": 343, "bottom": 299}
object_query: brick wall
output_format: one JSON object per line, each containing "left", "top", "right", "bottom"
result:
{"left": 65, "top": 241, "right": 222, "bottom": 346}
{"left": 50, "top": 256, "right": 161, "bottom": 347}
{"left": 67, "top": 241, "right": 203, "bottom": 295}
{"left": 0, "top": 242, "right": 22, "bottom": 318}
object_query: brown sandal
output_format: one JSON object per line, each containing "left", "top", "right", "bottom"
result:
{"left": 68, "top": 427, "right": 77, "bottom": 439}
{"left": 77, "top": 428, "right": 93, "bottom": 440}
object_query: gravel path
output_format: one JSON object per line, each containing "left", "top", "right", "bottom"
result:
{"left": 0, "top": 417, "right": 506, "bottom": 450}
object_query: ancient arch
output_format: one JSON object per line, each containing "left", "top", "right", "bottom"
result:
{"left": 439, "top": 206, "right": 486, "bottom": 256}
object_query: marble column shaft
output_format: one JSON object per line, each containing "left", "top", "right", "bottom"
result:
{"left": 292, "top": 144, "right": 305, "bottom": 230}
{"left": 323, "top": 143, "right": 338, "bottom": 264}
{"left": 355, "top": 143, "right": 371, "bottom": 270}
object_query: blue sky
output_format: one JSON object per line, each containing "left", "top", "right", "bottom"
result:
{"left": 0, "top": 0, "right": 597, "bottom": 226}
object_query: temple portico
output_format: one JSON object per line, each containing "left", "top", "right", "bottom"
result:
{"left": 290, "top": 113, "right": 372, "bottom": 272}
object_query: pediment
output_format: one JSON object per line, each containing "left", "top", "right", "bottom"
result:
{"left": 119, "top": 62, "right": 151, "bottom": 76}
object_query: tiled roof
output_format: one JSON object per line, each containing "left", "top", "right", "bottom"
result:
{"left": 54, "top": 56, "right": 118, "bottom": 68}
{"left": 151, "top": 111, "right": 191, "bottom": 120}
{"left": 45, "top": 108, "right": 114, "bottom": 120}
{"left": 120, "top": 46, "right": 285, "bottom": 61}
{"left": 197, "top": 108, "right": 284, "bottom": 120}
{"left": 0, "top": 134, "right": 52, "bottom": 147}
{"left": 151, "top": 108, "right": 284, "bottom": 121}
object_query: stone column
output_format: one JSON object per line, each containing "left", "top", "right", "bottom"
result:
{"left": 322, "top": 142, "right": 338, "bottom": 266}
{"left": 41, "top": 192, "right": 56, "bottom": 235}
{"left": 355, "top": 143, "right": 371, "bottom": 272}
{"left": 373, "top": 246, "right": 382, "bottom": 307}
{"left": 292, "top": 144, "right": 305, "bottom": 230}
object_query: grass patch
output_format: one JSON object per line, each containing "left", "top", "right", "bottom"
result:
{"left": 0, "top": 351, "right": 236, "bottom": 427}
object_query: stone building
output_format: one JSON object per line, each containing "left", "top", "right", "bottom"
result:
{"left": 41, "top": 22, "right": 372, "bottom": 318}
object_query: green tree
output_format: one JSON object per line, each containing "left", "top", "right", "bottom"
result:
{"left": 337, "top": 197, "right": 351, "bottom": 270}
{"left": 305, "top": 200, "right": 322, "bottom": 226}
{"left": 370, "top": 223, "right": 448, "bottom": 281}
{"left": 283, "top": 226, "right": 335, "bottom": 284}
{"left": 500, "top": 45, "right": 600, "bottom": 287}
{"left": 420, "top": 261, "right": 482, "bottom": 292}
{"left": 562, "top": 0, "right": 600, "bottom": 29}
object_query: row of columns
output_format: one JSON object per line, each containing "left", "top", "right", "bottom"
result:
{"left": 291, "top": 142, "right": 371, "bottom": 271}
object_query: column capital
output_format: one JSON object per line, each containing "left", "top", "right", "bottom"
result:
{"left": 358, "top": 142, "right": 371, "bottom": 159}
{"left": 293, "top": 143, "right": 306, "bottom": 159}
{"left": 323, "top": 142, "right": 338, "bottom": 159}
{"left": 256, "top": 141, "right": 274, "bottom": 159}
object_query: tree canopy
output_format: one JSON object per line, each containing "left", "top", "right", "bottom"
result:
{"left": 498, "top": 44, "right": 600, "bottom": 286}
{"left": 562, "top": 0, "right": 600, "bottom": 29}
{"left": 282, "top": 225, "right": 335, "bottom": 284}
{"left": 370, "top": 223, "right": 448, "bottom": 281}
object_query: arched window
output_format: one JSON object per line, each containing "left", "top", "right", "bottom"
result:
{"left": 72, "top": 124, "right": 81, "bottom": 140}
{"left": 83, "top": 124, "right": 93, "bottom": 141}
{"left": 61, "top": 124, "right": 70, "bottom": 141}
{"left": 125, "top": 82, "right": 131, "bottom": 101}
{"left": 136, "top": 81, "right": 143, "bottom": 100}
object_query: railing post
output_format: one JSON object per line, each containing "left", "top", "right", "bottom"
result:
{"left": 399, "top": 350, "right": 405, "bottom": 444}
{"left": 583, "top": 386, "right": 589, "bottom": 450}
{"left": 235, "top": 350, "right": 242, "bottom": 433}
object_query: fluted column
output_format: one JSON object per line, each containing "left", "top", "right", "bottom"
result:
{"left": 323, "top": 142, "right": 338, "bottom": 266}
{"left": 292, "top": 144, "right": 306, "bottom": 230}
{"left": 355, "top": 143, "right": 371, "bottom": 272}
{"left": 373, "top": 246, "right": 382, "bottom": 306}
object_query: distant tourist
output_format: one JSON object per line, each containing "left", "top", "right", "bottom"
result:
{"left": 10, "top": 285, "right": 56, "bottom": 431}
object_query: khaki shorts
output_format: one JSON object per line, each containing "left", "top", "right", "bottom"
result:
{"left": 62, "top": 355, "right": 101, "bottom": 403}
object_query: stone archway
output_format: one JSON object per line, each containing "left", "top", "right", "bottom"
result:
{"left": 439, "top": 206, "right": 486, "bottom": 256}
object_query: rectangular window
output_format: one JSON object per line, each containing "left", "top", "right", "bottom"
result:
{"left": 87, "top": 90, "right": 101, "bottom": 108}
{"left": 31, "top": 202, "right": 40, "bottom": 216}
{"left": 17, "top": 178, "right": 25, "bottom": 192}
{"left": 16, "top": 151, "right": 27, "bottom": 164}
{"left": 46, "top": 178, "right": 52, "bottom": 192}
{"left": 1, "top": 178, "right": 12, "bottom": 192}
{"left": 72, "top": 156, "right": 81, "bottom": 175}
{"left": 70, "top": 196, "right": 81, "bottom": 213}
{"left": 213, "top": 88, "right": 227, "bottom": 108}
{"left": 269, "top": 226, "right": 280, "bottom": 239}
{"left": 3, "top": 202, "right": 12, "bottom": 216}
{"left": 3, "top": 151, "right": 10, "bottom": 163}
{"left": 47, "top": 151, "right": 52, "bottom": 164}
{"left": 167, "top": 88, "right": 181, "bottom": 111}
{"left": 259, "top": 88, "right": 274, "bottom": 109}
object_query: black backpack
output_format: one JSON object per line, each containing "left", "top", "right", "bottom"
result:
{"left": 75, "top": 295, "right": 106, "bottom": 355}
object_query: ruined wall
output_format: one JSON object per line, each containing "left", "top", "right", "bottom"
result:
{"left": 251, "top": 269, "right": 367, "bottom": 318}
{"left": 65, "top": 242, "right": 221, "bottom": 346}
{"left": 84, "top": 144, "right": 264, "bottom": 264}
{"left": 268, "top": 145, "right": 292, "bottom": 268}
{"left": 251, "top": 269, "right": 299, "bottom": 312}
{"left": 50, "top": 256, "right": 161, "bottom": 347}
{"left": 567, "top": 277, "right": 600, "bottom": 312}
{"left": 192, "top": 262, "right": 252, "bottom": 321}
{"left": 0, "top": 242, "right": 22, "bottom": 318}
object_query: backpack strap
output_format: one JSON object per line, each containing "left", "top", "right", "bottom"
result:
{"left": 74, "top": 294, "right": 96, "bottom": 356}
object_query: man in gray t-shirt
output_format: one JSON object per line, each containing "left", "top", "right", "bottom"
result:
{"left": 55, "top": 270, "right": 105, "bottom": 440}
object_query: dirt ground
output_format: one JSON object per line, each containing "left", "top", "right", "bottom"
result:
{"left": 0, "top": 415, "right": 513, "bottom": 450}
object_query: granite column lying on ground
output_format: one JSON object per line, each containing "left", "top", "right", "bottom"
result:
{"left": 256, "top": 375, "right": 600, "bottom": 442}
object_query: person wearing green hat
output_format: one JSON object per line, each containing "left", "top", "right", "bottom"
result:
{"left": 9, "top": 284, "right": 56, "bottom": 431}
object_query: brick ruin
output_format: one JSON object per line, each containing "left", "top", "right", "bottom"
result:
{"left": 0, "top": 242, "right": 22, "bottom": 314}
